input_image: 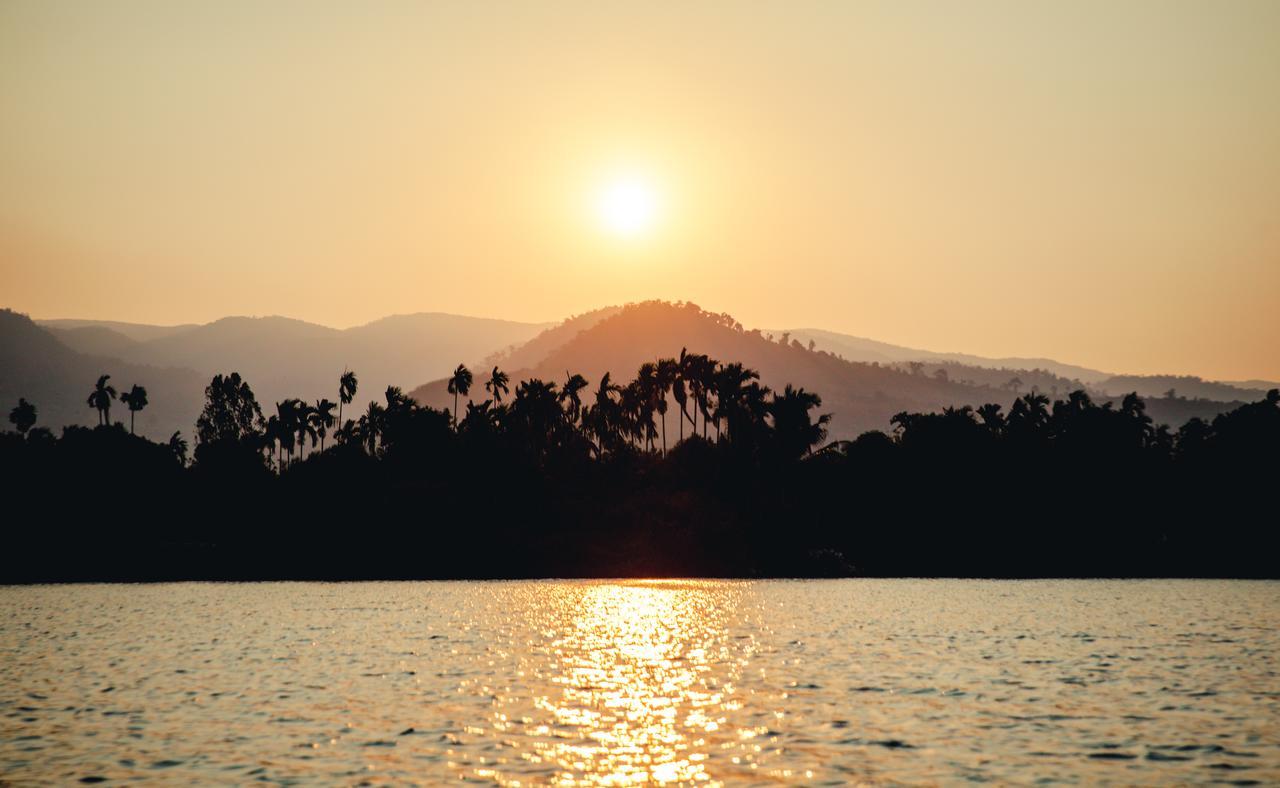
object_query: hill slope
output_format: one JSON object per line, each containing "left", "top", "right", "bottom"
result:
{"left": 411, "top": 301, "right": 1247, "bottom": 439}
{"left": 1, "top": 309, "right": 206, "bottom": 440}
{"left": 782, "top": 327, "right": 1112, "bottom": 384}
{"left": 38, "top": 312, "right": 553, "bottom": 418}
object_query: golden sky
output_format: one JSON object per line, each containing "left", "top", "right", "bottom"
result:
{"left": 2, "top": 1, "right": 1278, "bottom": 380}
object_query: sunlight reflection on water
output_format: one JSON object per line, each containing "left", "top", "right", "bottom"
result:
{"left": 1, "top": 579, "right": 1278, "bottom": 785}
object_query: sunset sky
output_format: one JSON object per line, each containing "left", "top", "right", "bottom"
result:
{"left": 2, "top": 0, "right": 1278, "bottom": 380}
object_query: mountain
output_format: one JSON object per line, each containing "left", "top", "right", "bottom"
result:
{"left": 36, "top": 312, "right": 554, "bottom": 420}
{"left": 39, "top": 318, "right": 199, "bottom": 342}
{"left": 410, "top": 301, "right": 1249, "bottom": 440}
{"left": 1, "top": 309, "right": 206, "bottom": 440}
{"left": 1092, "top": 374, "right": 1276, "bottom": 402}
{"left": 780, "top": 327, "right": 1112, "bottom": 384}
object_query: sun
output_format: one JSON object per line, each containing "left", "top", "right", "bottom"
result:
{"left": 595, "top": 176, "right": 659, "bottom": 238}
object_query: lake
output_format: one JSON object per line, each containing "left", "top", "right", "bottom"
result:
{"left": 1, "top": 580, "right": 1277, "bottom": 784}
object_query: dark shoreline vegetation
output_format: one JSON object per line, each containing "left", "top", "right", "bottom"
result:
{"left": 4, "top": 357, "right": 1278, "bottom": 582}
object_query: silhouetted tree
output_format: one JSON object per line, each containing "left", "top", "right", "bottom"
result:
{"left": 314, "top": 399, "right": 337, "bottom": 451}
{"left": 338, "top": 370, "right": 358, "bottom": 433}
{"left": 770, "top": 384, "right": 831, "bottom": 460}
{"left": 168, "top": 431, "right": 188, "bottom": 466}
{"left": 485, "top": 367, "right": 511, "bottom": 404}
{"left": 655, "top": 358, "right": 678, "bottom": 455}
{"left": 195, "top": 373, "right": 263, "bottom": 446}
{"left": 119, "top": 384, "right": 148, "bottom": 435}
{"left": 560, "top": 372, "right": 589, "bottom": 426}
{"left": 448, "top": 364, "right": 473, "bottom": 430}
{"left": 8, "top": 398, "right": 36, "bottom": 436}
{"left": 87, "top": 375, "right": 117, "bottom": 426}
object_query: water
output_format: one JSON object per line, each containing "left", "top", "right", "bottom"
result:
{"left": 1, "top": 580, "right": 1277, "bottom": 785}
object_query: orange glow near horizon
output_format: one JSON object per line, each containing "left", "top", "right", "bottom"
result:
{"left": 1, "top": 2, "right": 1278, "bottom": 380}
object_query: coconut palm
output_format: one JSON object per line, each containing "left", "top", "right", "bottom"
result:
{"left": 634, "top": 362, "right": 660, "bottom": 452}
{"left": 359, "top": 400, "right": 385, "bottom": 455}
{"left": 769, "top": 384, "right": 831, "bottom": 459}
{"left": 86, "top": 374, "right": 117, "bottom": 426}
{"left": 713, "top": 362, "right": 760, "bottom": 442}
{"left": 655, "top": 358, "right": 678, "bottom": 455}
{"left": 559, "top": 372, "right": 589, "bottom": 425}
{"left": 118, "top": 384, "right": 148, "bottom": 435}
{"left": 8, "top": 398, "right": 36, "bottom": 436}
{"left": 168, "top": 431, "right": 188, "bottom": 466}
{"left": 338, "top": 370, "right": 358, "bottom": 433}
{"left": 485, "top": 367, "right": 510, "bottom": 404}
{"left": 448, "top": 364, "right": 473, "bottom": 430}
{"left": 293, "top": 400, "right": 317, "bottom": 460}
{"left": 313, "top": 398, "right": 337, "bottom": 451}
{"left": 274, "top": 400, "right": 302, "bottom": 467}
{"left": 675, "top": 348, "right": 691, "bottom": 441}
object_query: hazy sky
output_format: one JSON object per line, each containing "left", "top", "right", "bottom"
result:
{"left": 2, "top": 1, "right": 1278, "bottom": 380}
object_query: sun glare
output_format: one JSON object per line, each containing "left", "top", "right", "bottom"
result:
{"left": 595, "top": 176, "right": 659, "bottom": 238}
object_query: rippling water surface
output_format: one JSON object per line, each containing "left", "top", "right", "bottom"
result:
{"left": 2, "top": 580, "right": 1278, "bottom": 784}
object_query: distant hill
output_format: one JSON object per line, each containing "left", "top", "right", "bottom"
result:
{"left": 39, "top": 318, "right": 199, "bottom": 342}
{"left": 410, "top": 301, "right": 1249, "bottom": 440}
{"left": 1093, "top": 374, "right": 1276, "bottom": 402}
{"left": 13, "top": 303, "right": 1264, "bottom": 444}
{"left": 781, "top": 327, "right": 1112, "bottom": 384}
{"left": 36, "top": 312, "right": 553, "bottom": 419}
{"left": 1, "top": 309, "right": 206, "bottom": 440}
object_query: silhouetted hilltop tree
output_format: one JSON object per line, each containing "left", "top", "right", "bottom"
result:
{"left": 338, "top": 370, "right": 358, "bottom": 433}
{"left": 195, "top": 372, "right": 264, "bottom": 445}
{"left": 87, "top": 374, "right": 117, "bottom": 426}
{"left": 8, "top": 398, "right": 36, "bottom": 436}
{"left": 448, "top": 364, "right": 473, "bottom": 430}
{"left": 119, "top": 384, "right": 148, "bottom": 435}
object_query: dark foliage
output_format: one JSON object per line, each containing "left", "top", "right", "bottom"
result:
{"left": 2, "top": 362, "right": 1276, "bottom": 581}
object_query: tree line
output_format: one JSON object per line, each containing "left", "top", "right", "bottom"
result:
{"left": 3, "top": 356, "right": 1277, "bottom": 580}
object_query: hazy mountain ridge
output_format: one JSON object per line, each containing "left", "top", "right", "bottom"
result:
{"left": 1, "top": 309, "right": 206, "bottom": 440}
{"left": 781, "top": 328, "right": 1113, "bottom": 383}
{"left": 1092, "top": 374, "right": 1277, "bottom": 402}
{"left": 9, "top": 303, "right": 1263, "bottom": 444}
{"left": 36, "top": 312, "right": 553, "bottom": 419}
{"left": 410, "top": 301, "right": 1251, "bottom": 440}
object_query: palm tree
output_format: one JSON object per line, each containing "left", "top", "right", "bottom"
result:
{"left": 168, "top": 431, "right": 188, "bottom": 466}
{"left": 559, "top": 372, "right": 589, "bottom": 425}
{"left": 770, "top": 384, "right": 831, "bottom": 459}
{"left": 655, "top": 358, "right": 678, "bottom": 455}
{"left": 360, "top": 400, "right": 385, "bottom": 455}
{"left": 8, "top": 398, "right": 36, "bottom": 436}
{"left": 675, "top": 348, "right": 692, "bottom": 441}
{"left": 635, "top": 362, "right": 660, "bottom": 452}
{"left": 587, "top": 372, "right": 621, "bottom": 454}
{"left": 313, "top": 399, "right": 337, "bottom": 451}
{"left": 448, "top": 364, "right": 473, "bottom": 430}
{"left": 691, "top": 353, "right": 718, "bottom": 439}
{"left": 976, "top": 403, "right": 1004, "bottom": 434}
{"left": 338, "top": 370, "right": 358, "bottom": 433}
{"left": 274, "top": 400, "right": 301, "bottom": 467}
{"left": 118, "top": 384, "right": 148, "bottom": 435}
{"left": 86, "top": 374, "right": 117, "bottom": 426}
{"left": 485, "top": 367, "right": 510, "bottom": 404}
{"left": 713, "top": 362, "right": 760, "bottom": 442}
{"left": 294, "top": 400, "right": 317, "bottom": 460}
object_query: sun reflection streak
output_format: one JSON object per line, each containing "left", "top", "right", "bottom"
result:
{"left": 467, "top": 580, "right": 747, "bottom": 786}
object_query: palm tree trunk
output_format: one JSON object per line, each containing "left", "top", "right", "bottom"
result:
{"left": 130, "top": 411, "right": 135, "bottom": 435}
{"left": 661, "top": 412, "right": 667, "bottom": 456}
{"left": 453, "top": 392, "right": 459, "bottom": 430}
